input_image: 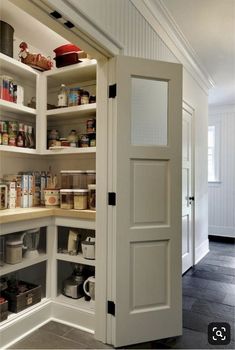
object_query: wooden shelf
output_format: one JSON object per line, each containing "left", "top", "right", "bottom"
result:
{"left": 0, "top": 253, "right": 48, "bottom": 276}
{"left": 0, "top": 99, "right": 37, "bottom": 115}
{"left": 55, "top": 294, "right": 95, "bottom": 313}
{"left": 0, "top": 145, "right": 37, "bottom": 154}
{"left": 45, "top": 60, "right": 97, "bottom": 88}
{"left": 56, "top": 253, "right": 96, "bottom": 267}
{"left": 46, "top": 103, "right": 96, "bottom": 119}
{"left": 0, "top": 53, "right": 39, "bottom": 81}
{"left": 44, "top": 147, "right": 96, "bottom": 155}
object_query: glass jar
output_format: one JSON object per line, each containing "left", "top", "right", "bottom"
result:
{"left": 86, "top": 118, "right": 96, "bottom": 134}
{"left": 80, "top": 135, "right": 89, "bottom": 147}
{"left": 74, "top": 189, "right": 88, "bottom": 210}
{"left": 67, "top": 129, "right": 78, "bottom": 147}
{"left": 68, "top": 88, "right": 79, "bottom": 106}
{"left": 58, "top": 84, "right": 68, "bottom": 107}
{"left": 86, "top": 171, "right": 96, "bottom": 186}
{"left": 88, "top": 184, "right": 96, "bottom": 210}
{"left": 60, "top": 170, "right": 87, "bottom": 189}
{"left": 60, "top": 189, "right": 74, "bottom": 209}
{"left": 81, "top": 90, "right": 89, "bottom": 105}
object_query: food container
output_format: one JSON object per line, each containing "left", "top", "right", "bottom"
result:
{"left": 74, "top": 189, "right": 88, "bottom": 210}
{"left": 0, "top": 75, "right": 14, "bottom": 102}
{"left": 2, "top": 281, "right": 41, "bottom": 313}
{"left": 81, "top": 237, "right": 95, "bottom": 260}
{"left": 60, "top": 170, "right": 87, "bottom": 189}
{"left": 0, "top": 298, "right": 8, "bottom": 322}
{"left": 6, "top": 239, "right": 23, "bottom": 264}
{"left": 53, "top": 44, "right": 81, "bottom": 56}
{"left": 87, "top": 119, "right": 96, "bottom": 134}
{"left": 68, "top": 88, "right": 80, "bottom": 106}
{"left": 54, "top": 53, "right": 79, "bottom": 68}
{"left": 80, "top": 135, "right": 89, "bottom": 147}
{"left": 0, "top": 184, "right": 8, "bottom": 209}
{"left": 88, "top": 184, "right": 96, "bottom": 210}
{"left": 44, "top": 189, "right": 60, "bottom": 207}
{"left": 60, "top": 189, "right": 74, "bottom": 209}
{"left": 0, "top": 236, "right": 5, "bottom": 266}
{"left": 81, "top": 90, "right": 89, "bottom": 105}
{"left": 86, "top": 171, "right": 96, "bottom": 186}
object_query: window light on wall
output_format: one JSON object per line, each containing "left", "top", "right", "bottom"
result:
{"left": 208, "top": 124, "right": 220, "bottom": 182}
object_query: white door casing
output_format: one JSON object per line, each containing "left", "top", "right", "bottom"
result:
{"left": 182, "top": 105, "right": 194, "bottom": 273}
{"left": 108, "top": 56, "right": 183, "bottom": 347}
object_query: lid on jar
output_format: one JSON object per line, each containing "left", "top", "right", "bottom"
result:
{"left": 60, "top": 170, "right": 86, "bottom": 174}
{"left": 60, "top": 189, "right": 75, "bottom": 193}
{"left": 81, "top": 90, "right": 89, "bottom": 96}
{"left": 6, "top": 240, "right": 23, "bottom": 245}
{"left": 86, "top": 170, "right": 96, "bottom": 174}
{"left": 88, "top": 184, "right": 96, "bottom": 190}
{"left": 73, "top": 189, "right": 88, "bottom": 194}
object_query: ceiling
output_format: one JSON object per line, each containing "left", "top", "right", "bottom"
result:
{"left": 158, "top": 0, "right": 235, "bottom": 106}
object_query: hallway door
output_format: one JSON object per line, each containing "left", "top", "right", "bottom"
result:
{"left": 182, "top": 105, "right": 194, "bottom": 273}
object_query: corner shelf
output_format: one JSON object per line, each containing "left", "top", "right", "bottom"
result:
{"left": 0, "top": 99, "right": 36, "bottom": 116}
{"left": 0, "top": 145, "right": 37, "bottom": 154}
{"left": 0, "top": 253, "right": 48, "bottom": 276}
{"left": 56, "top": 253, "right": 96, "bottom": 267}
{"left": 43, "top": 147, "right": 96, "bottom": 155}
{"left": 46, "top": 103, "right": 96, "bottom": 119}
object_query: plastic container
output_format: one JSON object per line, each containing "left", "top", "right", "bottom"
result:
{"left": 44, "top": 189, "right": 60, "bottom": 207}
{"left": 88, "top": 184, "right": 96, "bottom": 210}
{"left": 74, "top": 189, "right": 88, "bottom": 210}
{"left": 60, "top": 170, "right": 87, "bottom": 189}
{"left": 86, "top": 171, "right": 96, "bottom": 186}
{"left": 6, "top": 240, "right": 23, "bottom": 264}
{"left": 60, "top": 189, "right": 74, "bottom": 209}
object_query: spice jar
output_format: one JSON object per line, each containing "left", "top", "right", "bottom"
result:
{"left": 6, "top": 239, "right": 23, "bottom": 264}
{"left": 88, "top": 184, "right": 96, "bottom": 210}
{"left": 60, "top": 189, "right": 74, "bottom": 209}
{"left": 74, "top": 189, "right": 88, "bottom": 210}
{"left": 68, "top": 87, "right": 79, "bottom": 106}
{"left": 81, "top": 90, "right": 89, "bottom": 105}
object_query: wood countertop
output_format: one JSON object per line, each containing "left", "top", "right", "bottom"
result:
{"left": 0, "top": 207, "right": 96, "bottom": 224}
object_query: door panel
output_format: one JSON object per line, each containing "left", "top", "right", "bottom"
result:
{"left": 108, "top": 56, "right": 182, "bottom": 347}
{"left": 182, "top": 108, "right": 193, "bottom": 273}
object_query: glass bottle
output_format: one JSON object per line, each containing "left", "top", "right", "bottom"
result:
{"left": 58, "top": 84, "right": 68, "bottom": 107}
{"left": 28, "top": 125, "right": 35, "bottom": 148}
{"left": 24, "top": 124, "right": 30, "bottom": 148}
{"left": 16, "top": 123, "right": 25, "bottom": 147}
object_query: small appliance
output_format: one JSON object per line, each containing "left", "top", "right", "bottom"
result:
{"left": 62, "top": 264, "right": 84, "bottom": 299}
{"left": 81, "top": 237, "right": 95, "bottom": 260}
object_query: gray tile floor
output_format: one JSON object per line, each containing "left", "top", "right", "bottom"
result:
{"left": 8, "top": 238, "right": 235, "bottom": 349}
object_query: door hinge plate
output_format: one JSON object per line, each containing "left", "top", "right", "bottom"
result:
{"left": 107, "top": 300, "right": 115, "bottom": 316}
{"left": 108, "top": 192, "right": 116, "bottom": 206}
{"left": 109, "top": 84, "right": 117, "bottom": 98}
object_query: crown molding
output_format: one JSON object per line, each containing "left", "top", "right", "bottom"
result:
{"left": 131, "top": 0, "right": 214, "bottom": 93}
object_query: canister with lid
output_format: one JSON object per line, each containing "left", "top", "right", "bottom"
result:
{"left": 60, "top": 189, "right": 74, "bottom": 209}
{"left": 74, "top": 189, "right": 88, "bottom": 210}
{"left": 60, "top": 170, "right": 87, "bottom": 189}
{"left": 6, "top": 239, "right": 23, "bottom": 264}
{"left": 88, "top": 184, "right": 96, "bottom": 210}
{"left": 86, "top": 171, "right": 96, "bottom": 186}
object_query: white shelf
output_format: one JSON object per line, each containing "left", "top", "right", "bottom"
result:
{"left": 44, "top": 147, "right": 96, "bottom": 155}
{"left": 56, "top": 253, "right": 96, "bottom": 267}
{"left": 0, "top": 99, "right": 36, "bottom": 116}
{"left": 0, "top": 145, "right": 37, "bottom": 154}
{"left": 45, "top": 60, "right": 97, "bottom": 88}
{"left": 0, "top": 253, "right": 48, "bottom": 276}
{"left": 46, "top": 103, "right": 96, "bottom": 119}
{"left": 55, "top": 294, "right": 95, "bottom": 313}
{"left": 0, "top": 53, "right": 39, "bottom": 81}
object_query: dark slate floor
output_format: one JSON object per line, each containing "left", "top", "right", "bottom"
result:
{"left": 9, "top": 237, "right": 235, "bottom": 349}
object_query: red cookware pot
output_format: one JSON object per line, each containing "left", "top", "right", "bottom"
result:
{"left": 53, "top": 44, "right": 81, "bottom": 57}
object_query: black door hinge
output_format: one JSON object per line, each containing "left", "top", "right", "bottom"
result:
{"left": 108, "top": 301, "right": 115, "bottom": 316}
{"left": 109, "top": 84, "right": 117, "bottom": 98}
{"left": 108, "top": 192, "right": 116, "bottom": 206}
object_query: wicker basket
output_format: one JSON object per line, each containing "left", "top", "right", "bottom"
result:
{"left": 2, "top": 281, "right": 41, "bottom": 313}
{"left": 0, "top": 300, "right": 8, "bottom": 322}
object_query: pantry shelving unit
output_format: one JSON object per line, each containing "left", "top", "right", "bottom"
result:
{"left": 0, "top": 51, "right": 99, "bottom": 347}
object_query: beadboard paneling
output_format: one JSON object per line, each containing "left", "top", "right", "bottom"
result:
{"left": 68, "top": 0, "right": 178, "bottom": 62}
{"left": 208, "top": 108, "right": 235, "bottom": 237}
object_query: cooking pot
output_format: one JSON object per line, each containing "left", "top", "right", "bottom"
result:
{"left": 53, "top": 44, "right": 81, "bottom": 57}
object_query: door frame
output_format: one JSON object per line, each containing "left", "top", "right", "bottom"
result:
{"left": 182, "top": 101, "right": 196, "bottom": 268}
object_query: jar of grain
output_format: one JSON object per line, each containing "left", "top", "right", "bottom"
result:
{"left": 74, "top": 189, "right": 88, "bottom": 210}
{"left": 60, "top": 189, "right": 74, "bottom": 209}
{"left": 60, "top": 170, "right": 87, "bottom": 189}
{"left": 6, "top": 240, "right": 23, "bottom": 264}
{"left": 88, "top": 184, "right": 96, "bottom": 210}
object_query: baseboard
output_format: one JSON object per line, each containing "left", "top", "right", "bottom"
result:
{"left": 209, "top": 235, "right": 235, "bottom": 244}
{"left": 195, "top": 239, "right": 209, "bottom": 264}
{"left": 209, "top": 225, "right": 235, "bottom": 238}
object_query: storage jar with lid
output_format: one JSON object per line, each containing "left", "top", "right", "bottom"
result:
{"left": 60, "top": 189, "right": 74, "bottom": 209}
{"left": 88, "top": 184, "right": 96, "bottom": 210}
{"left": 81, "top": 90, "right": 89, "bottom": 105}
{"left": 60, "top": 170, "right": 87, "bottom": 189}
{"left": 74, "top": 189, "right": 88, "bottom": 210}
{"left": 86, "top": 171, "right": 96, "bottom": 186}
{"left": 6, "top": 239, "right": 23, "bottom": 264}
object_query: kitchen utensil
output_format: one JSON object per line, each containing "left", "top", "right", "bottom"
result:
{"left": 62, "top": 264, "right": 84, "bottom": 299}
{"left": 83, "top": 276, "right": 95, "bottom": 301}
{"left": 81, "top": 237, "right": 95, "bottom": 260}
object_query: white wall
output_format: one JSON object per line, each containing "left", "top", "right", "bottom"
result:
{"left": 208, "top": 105, "right": 235, "bottom": 238}
{"left": 66, "top": 0, "right": 209, "bottom": 261}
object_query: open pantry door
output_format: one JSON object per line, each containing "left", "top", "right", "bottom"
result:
{"left": 107, "top": 56, "right": 182, "bottom": 347}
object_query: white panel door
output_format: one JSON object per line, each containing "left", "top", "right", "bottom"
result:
{"left": 108, "top": 56, "right": 182, "bottom": 347}
{"left": 182, "top": 107, "right": 194, "bottom": 273}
